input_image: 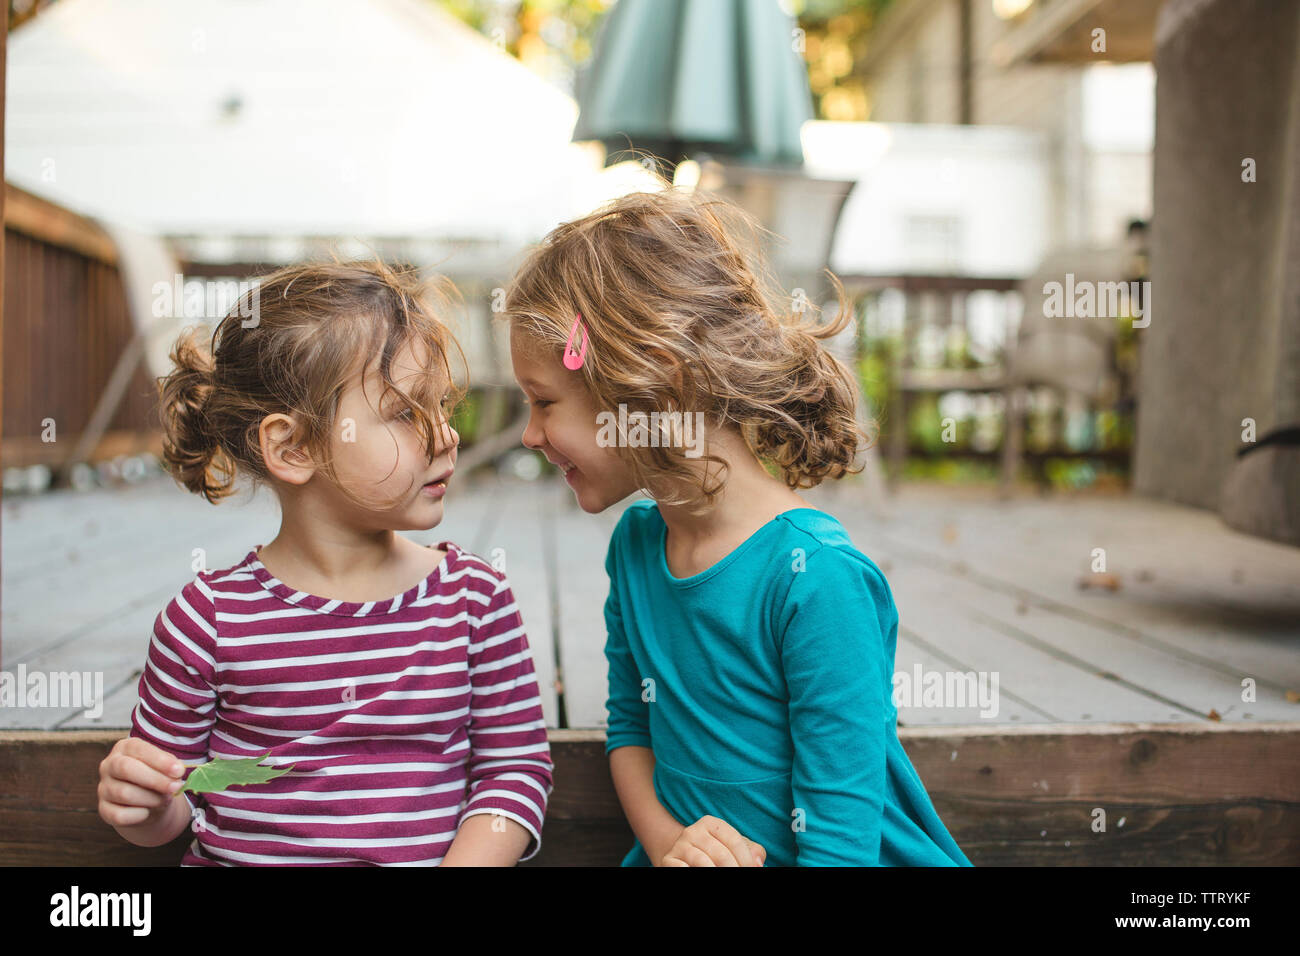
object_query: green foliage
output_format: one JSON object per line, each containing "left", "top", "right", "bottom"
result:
{"left": 901, "top": 458, "right": 998, "bottom": 483}
{"left": 907, "top": 394, "right": 946, "bottom": 454}
{"left": 436, "top": 0, "right": 611, "bottom": 78}
{"left": 182, "top": 753, "right": 295, "bottom": 795}
{"left": 450, "top": 389, "right": 482, "bottom": 444}
{"left": 856, "top": 340, "right": 894, "bottom": 415}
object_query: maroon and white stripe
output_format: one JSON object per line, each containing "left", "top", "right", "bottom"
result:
{"left": 130, "top": 541, "right": 553, "bottom": 866}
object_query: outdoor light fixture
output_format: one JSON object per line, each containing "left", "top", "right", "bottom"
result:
{"left": 992, "top": 0, "right": 1034, "bottom": 19}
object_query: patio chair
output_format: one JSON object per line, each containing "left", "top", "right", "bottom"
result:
{"left": 999, "top": 247, "right": 1130, "bottom": 495}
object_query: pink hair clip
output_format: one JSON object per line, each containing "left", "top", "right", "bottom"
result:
{"left": 563, "top": 313, "right": 589, "bottom": 370}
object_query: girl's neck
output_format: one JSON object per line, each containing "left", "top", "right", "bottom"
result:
{"left": 655, "top": 431, "right": 809, "bottom": 551}
{"left": 258, "top": 493, "right": 412, "bottom": 584}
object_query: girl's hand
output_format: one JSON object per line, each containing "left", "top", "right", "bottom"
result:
{"left": 659, "top": 815, "right": 767, "bottom": 867}
{"left": 97, "top": 737, "right": 186, "bottom": 828}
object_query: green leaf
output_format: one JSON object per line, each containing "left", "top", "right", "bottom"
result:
{"left": 182, "top": 752, "right": 295, "bottom": 795}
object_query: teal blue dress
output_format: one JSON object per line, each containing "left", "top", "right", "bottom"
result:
{"left": 603, "top": 499, "right": 972, "bottom": 867}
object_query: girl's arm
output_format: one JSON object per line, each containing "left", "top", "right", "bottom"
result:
{"left": 779, "top": 546, "right": 892, "bottom": 866}
{"left": 609, "top": 745, "right": 686, "bottom": 865}
{"left": 440, "top": 813, "right": 532, "bottom": 866}
{"left": 451, "top": 575, "right": 553, "bottom": 864}
{"left": 116, "top": 578, "right": 221, "bottom": 847}
{"left": 602, "top": 538, "right": 682, "bottom": 862}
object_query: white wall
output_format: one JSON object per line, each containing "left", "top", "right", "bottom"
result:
{"left": 802, "top": 120, "right": 1050, "bottom": 277}
{"left": 861, "top": 1, "right": 1153, "bottom": 250}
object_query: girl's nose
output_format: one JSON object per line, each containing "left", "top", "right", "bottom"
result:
{"left": 435, "top": 417, "right": 459, "bottom": 461}
{"left": 521, "top": 413, "right": 545, "bottom": 452}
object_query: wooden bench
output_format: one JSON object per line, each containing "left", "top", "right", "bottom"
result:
{"left": 2, "top": 724, "right": 1296, "bottom": 866}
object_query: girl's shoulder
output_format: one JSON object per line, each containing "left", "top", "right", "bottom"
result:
{"left": 430, "top": 540, "right": 509, "bottom": 596}
{"left": 771, "top": 508, "right": 895, "bottom": 605}
{"left": 613, "top": 497, "right": 661, "bottom": 531}
{"left": 775, "top": 506, "right": 856, "bottom": 548}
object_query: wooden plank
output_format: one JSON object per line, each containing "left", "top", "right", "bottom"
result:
{"left": 0, "top": 600, "right": 158, "bottom": 731}
{"left": 866, "top": 522, "right": 1300, "bottom": 715}
{"left": 2, "top": 473, "right": 227, "bottom": 580}
{"left": 885, "top": 555, "right": 1244, "bottom": 722}
{"left": 893, "top": 631, "right": 1052, "bottom": 725}
{"left": 552, "top": 485, "right": 627, "bottom": 729}
{"left": 3, "top": 724, "right": 1296, "bottom": 866}
{"left": 3, "top": 508, "right": 262, "bottom": 664}
{"left": 456, "top": 475, "right": 559, "bottom": 729}
{"left": 801, "top": 483, "right": 1300, "bottom": 704}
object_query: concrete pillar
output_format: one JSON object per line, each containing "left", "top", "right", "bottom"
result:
{"left": 1135, "top": 0, "right": 1300, "bottom": 546}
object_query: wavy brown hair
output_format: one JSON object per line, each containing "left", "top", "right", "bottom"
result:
{"left": 157, "top": 257, "right": 466, "bottom": 508}
{"left": 502, "top": 187, "right": 874, "bottom": 513}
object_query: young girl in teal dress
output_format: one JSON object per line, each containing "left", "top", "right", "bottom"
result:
{"left": 503, "top": 187, "right": 972, "bottom": 867}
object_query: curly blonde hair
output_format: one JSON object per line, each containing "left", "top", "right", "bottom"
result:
{"left": 157, "top": 257, "right": 465, "bottom": 509}
{"left": 502, "top": 187, "right": 874, "bottom": 513}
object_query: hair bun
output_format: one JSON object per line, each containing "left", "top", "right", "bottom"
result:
{"left": 157, "top": 325, "right": 227, "bottom": 503}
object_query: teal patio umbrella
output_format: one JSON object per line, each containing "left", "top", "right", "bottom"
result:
{"left": 573, "top": 0, "right": 813, "bottom": 171}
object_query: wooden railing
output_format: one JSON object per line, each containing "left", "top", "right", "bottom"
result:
{"left": 840, "top": 274, "right": 1133, "bottom": 488}
{"left": 2, "top": 184, "right": 160, "bottom": 471}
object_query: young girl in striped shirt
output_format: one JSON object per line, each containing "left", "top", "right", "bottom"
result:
{"left": 504, "top": 187, "right": 971, "bottom": 867}
{"left": 96, "top": 260, "right": 553, "bottom": 866}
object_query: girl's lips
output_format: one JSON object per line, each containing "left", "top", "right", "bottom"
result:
{"left": 421, "top": 478, "right": 448, "bottom": 498}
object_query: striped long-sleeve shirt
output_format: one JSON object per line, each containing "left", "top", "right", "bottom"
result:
{"left": 129, "top": 540, "right": 553, "bottom": 866}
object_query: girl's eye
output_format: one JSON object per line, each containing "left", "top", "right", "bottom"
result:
{"left": 529, "top": 398, "right": 553, "bottom": 409}
{"left": 396, "top": 397, "right": 452, "bottom": 422}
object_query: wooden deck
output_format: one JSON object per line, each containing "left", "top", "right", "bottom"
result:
{"left": 3, "top": 470, "right": 1298, "bottom": 731}
{"left": 3, "top": 471, "right": 1298, "bottom": 865}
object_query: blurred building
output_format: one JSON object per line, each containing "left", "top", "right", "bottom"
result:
{"left": 859, "top": 0, "right": 1154, "bottom": 250}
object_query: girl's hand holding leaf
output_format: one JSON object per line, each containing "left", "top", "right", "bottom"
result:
{"left": 97, "top": 737, "right": 187, "bottom": 829}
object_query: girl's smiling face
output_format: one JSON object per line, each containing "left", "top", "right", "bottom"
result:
{"left": 510, "top": 324, "right": 639, "bottom": 513}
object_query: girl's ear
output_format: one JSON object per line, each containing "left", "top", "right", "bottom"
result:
{"left": 259, "top": 414, "right": 315, "bottom": 485}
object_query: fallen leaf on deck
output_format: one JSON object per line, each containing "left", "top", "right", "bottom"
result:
{"left": 1077, "top": 573, "right": 1122, "bottom": 591}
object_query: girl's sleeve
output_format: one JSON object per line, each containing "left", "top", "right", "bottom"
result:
{"left": 130, "top": 577, "right": 220, "bottom": 806}
{"left": 777, "top": 545, "right": 896, "bottom": 866}
{"left": 460, "top": 575, "right": 554, "bottom": 862}
{"left": 602, "top": 530, "right": 651, "bottom": 754}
